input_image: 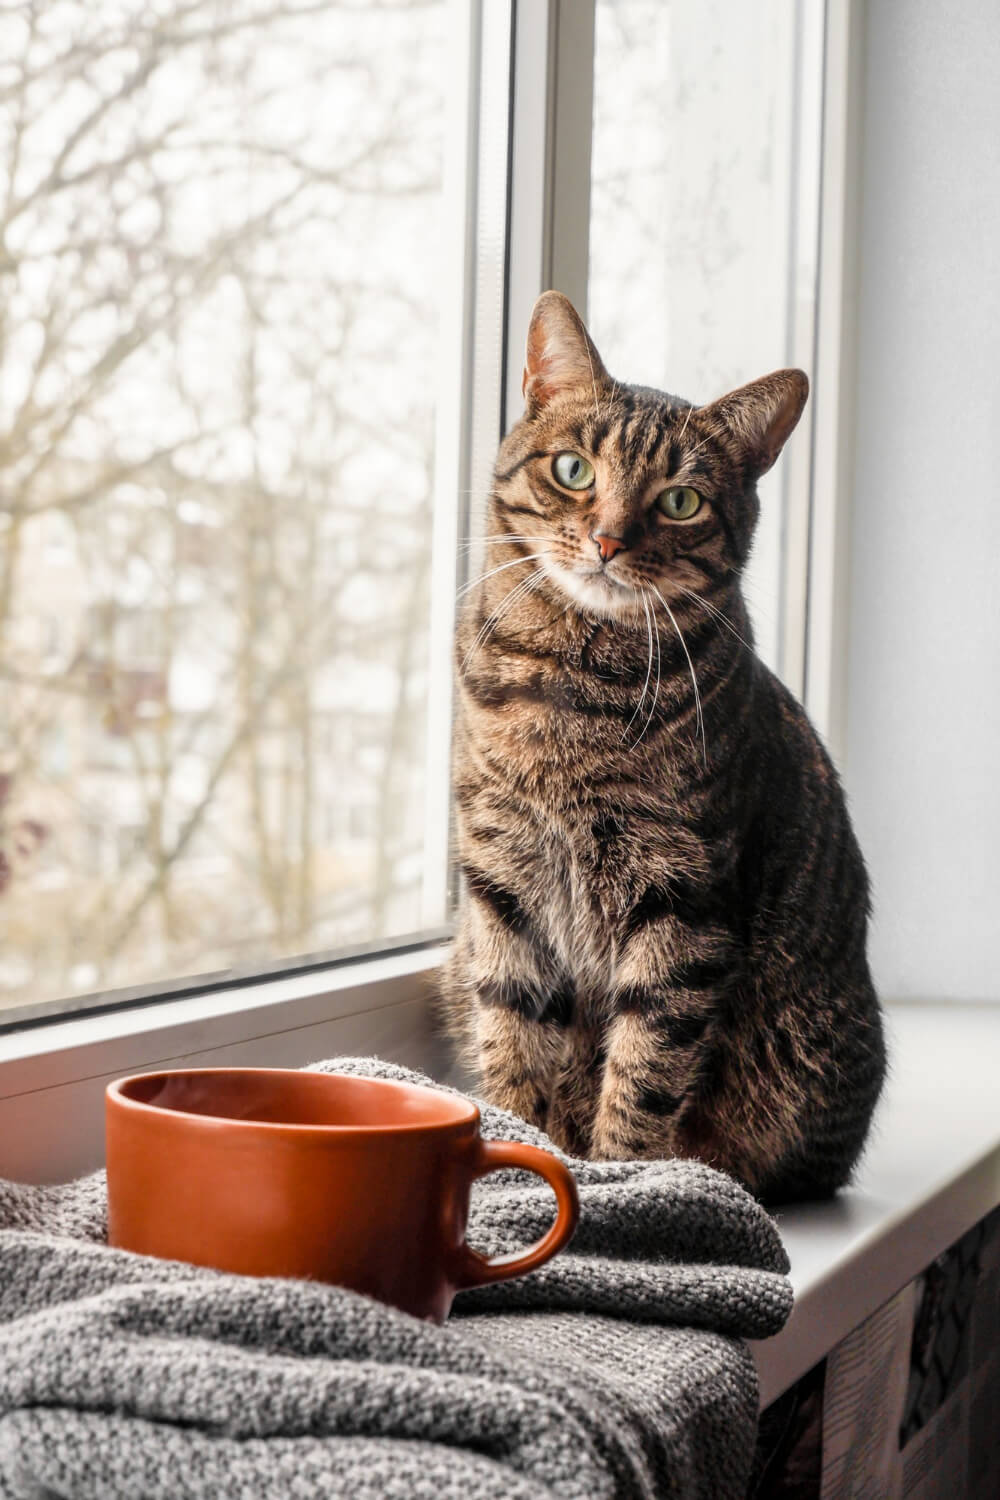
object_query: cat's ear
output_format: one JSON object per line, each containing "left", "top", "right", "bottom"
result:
{"left": 522, "top": 291, "right": 608, "bottom": 411}
{"left": 704, "top": 369, "right": 809, "bottom": 478}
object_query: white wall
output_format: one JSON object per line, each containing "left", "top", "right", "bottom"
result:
{"left": 844, "top": 0, "right": 1000, "bottom": 1002}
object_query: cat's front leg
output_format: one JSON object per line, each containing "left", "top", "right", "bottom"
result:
{"left": 475, "top": 994, "right": 569, "bottom": 1129}
{"left": 443, "top": 887, "right": 570, "bottom": 1131}
{"left": 589, "top": 905, "right": 740, "bottom": 1161}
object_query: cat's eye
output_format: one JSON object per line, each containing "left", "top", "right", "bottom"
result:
{"left": 656, "top": 486, "right": 702, "bottom": 521}
{"left": 552, "top": 452, "right": 595, "bottom": 491}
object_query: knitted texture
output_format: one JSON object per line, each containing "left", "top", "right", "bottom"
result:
{"left": 0, "top": 1057, "right": 792, "bottom": 1499}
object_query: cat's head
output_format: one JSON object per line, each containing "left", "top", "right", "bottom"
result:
{"left": 493, "top": 291, "right": 808, "bottom": 620}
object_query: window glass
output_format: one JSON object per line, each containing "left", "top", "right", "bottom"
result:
{"left": 588, "top": 0, "right": 823, "bottom": 675}
{"left": 0, "top": 0, "right": 455, "bottom": 1019}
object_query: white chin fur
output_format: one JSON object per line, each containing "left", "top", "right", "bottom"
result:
{"left": 543, "top": 559, "right": 638, "bottom": 620}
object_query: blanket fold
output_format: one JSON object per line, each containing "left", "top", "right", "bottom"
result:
{"left": 0, "top": 1056, "right": 792, "bottom": 1500}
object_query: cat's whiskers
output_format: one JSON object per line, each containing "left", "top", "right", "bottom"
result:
{"left": 458, "top": 535, "right": 537, "bottom": 551}
{"left": 674, "top": 403, "right": 695, "bottom": 445}
{"left": 676, "top": 585, "right": 752, "bottom": 652}
{"left": 461, "top": 534, "right": 536, "bottom": 546}
{"left": 462, "top": 574, "right": 535, "bottom": 674}
{"left": 457, "top": 534, "right": 537, "bottom": 562}
{"left": 649, "top": 582, "right": 707, "bottom": 766}
{"left": 456, "top": 552, "right": 547, "bottom": 601}
{"left": 461, "top": 569, "right": 543, "bottom": 674}
{"left": 623, "top": 590, "right": 655, "bottom": 737}
{"left": 629, "top": 590, "right": 662, "bottom": 751}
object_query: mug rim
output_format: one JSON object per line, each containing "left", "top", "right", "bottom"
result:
{"left": 106, "top": 1066, "right": 481, "bottom": 1135}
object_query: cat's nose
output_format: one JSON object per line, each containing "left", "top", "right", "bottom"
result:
{"left": 591, "top": 532, "right": 627, "bottom": 562}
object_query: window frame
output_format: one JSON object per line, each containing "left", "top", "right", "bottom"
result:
{"left": 0, "top": 0, "right": 862, "bottom": 1182}
{"left": 802, "top": 0, "right": 867, "bottom": 768}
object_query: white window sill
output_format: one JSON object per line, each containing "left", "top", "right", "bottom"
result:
{"left": 3, "top": 971, "right": 997, "bottom": 1413}
{"left": 0, "top": 944, "right": 451, "bottom": 1183}
{"left": 753, "top": 1001, "right": 1000, "bottom": 1407}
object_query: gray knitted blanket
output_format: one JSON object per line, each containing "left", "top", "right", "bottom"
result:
{"left": 0, "top": 1056, "right": 792, "bottom": 1499}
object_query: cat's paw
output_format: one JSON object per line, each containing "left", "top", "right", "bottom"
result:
{"left": 587, "top": 1122, "right": 633, "bottom": 1162}
{"left": 482, "top": 1078, "right": 549, "bottom": 1130}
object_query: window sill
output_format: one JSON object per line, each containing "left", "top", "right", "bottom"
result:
{"left": 4, "top": 972, "right": 997, "bottom": 1406}
{"left": 752, "top": 1000, "right": 1000, "bottom": 1407}
{"left": 0, "top": 943, "right": 451, "bottom": 1184}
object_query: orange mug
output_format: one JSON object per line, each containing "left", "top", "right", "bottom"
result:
{"left": 105, "top": 1067, "right": 579, "bottom": 1321}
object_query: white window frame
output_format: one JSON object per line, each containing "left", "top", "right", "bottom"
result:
{"left": 0, "top": 0, "right": 860, "bottom": 1183}
{"left": 802, "top": 0, "right": 867, "bottom": 770}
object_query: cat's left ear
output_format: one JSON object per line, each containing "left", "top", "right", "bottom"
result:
{"left": 704, "top": 369, "right": 809, "bottom": 478}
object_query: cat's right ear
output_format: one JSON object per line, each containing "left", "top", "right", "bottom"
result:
{"left": 522, "top": 291, "right": 608, "bottom": 412}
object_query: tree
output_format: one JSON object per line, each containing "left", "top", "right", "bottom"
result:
{"left": 0, "top": 0, "right": 442, "bottom": 1013}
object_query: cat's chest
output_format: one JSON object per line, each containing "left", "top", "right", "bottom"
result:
{"left": 514, "top": 800, "right": 700, "bottom": 969}
{"left": 461, "top": 641, "right": 656, "bottom": 786}
{"left": 547, "top": 801, "right": 695, "bottom": 898}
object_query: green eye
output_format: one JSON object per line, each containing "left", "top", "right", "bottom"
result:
{"left": 656, "top": 486, "right": 702, "bottom": 521}
{"left": 552, "top": 452, "right": 595, "bottom": 491}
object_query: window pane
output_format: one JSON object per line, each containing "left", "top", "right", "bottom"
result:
{"left": 587, "top": 0, "right": 823, "bottom": 676}
{"left": 0, "top": 0, "right": 462, "bottom": 1019}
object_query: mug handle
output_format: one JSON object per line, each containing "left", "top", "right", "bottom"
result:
{"left": 455, "top": 1138, "right": 580, "bottom": 1289}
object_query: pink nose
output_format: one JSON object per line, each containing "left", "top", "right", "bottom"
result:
{"left": 592, "top": 532, "right": 626, "bottom": 562}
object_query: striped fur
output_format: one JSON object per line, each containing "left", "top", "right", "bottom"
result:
{"left": 439, "top": 292, "right": 885, "bottom": 1203}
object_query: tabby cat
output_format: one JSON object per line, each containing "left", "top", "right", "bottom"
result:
{"left": 440, "top": 291, "right": 885, "bottom": 1203}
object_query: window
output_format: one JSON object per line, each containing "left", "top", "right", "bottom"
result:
{"left": 1, "top": 0, "right": 832, "bottom": 1034}
{"left": 588, "top": 0, "right": 823, "bottom": 680}
{"left": 0, "top": 0, "right": 498, "bottom": 1023}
